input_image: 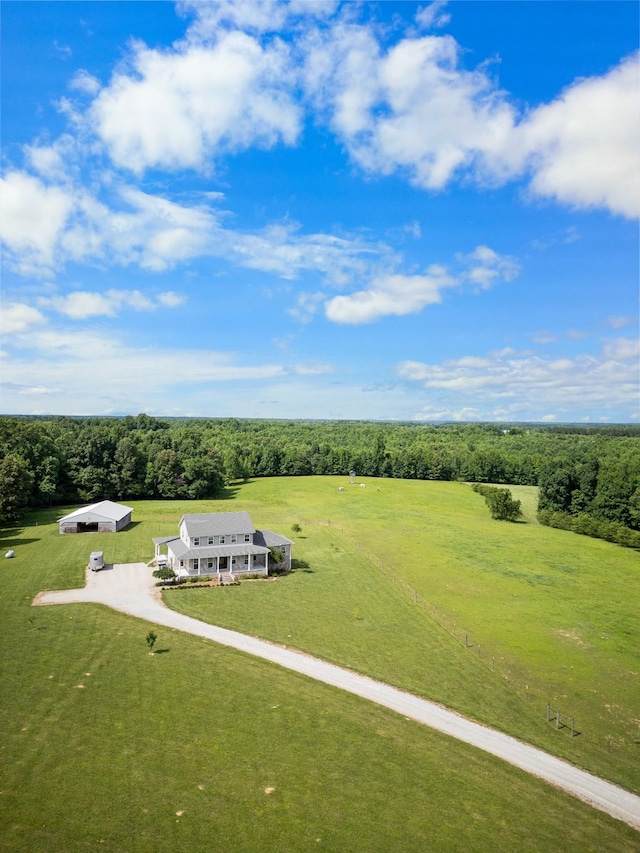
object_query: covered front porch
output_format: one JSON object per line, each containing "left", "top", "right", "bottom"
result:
{"left": 175, "top": 553, "right": 268, "bottom": 578}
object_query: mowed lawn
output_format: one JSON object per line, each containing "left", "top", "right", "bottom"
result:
{"left": 0, "top": 480, "right": 637, "bottom": 852}
{"left": 161, "top": 477, "right": 640, "bottom": 793}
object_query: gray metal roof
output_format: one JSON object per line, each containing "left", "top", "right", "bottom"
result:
{"left": 152, "top": 536, "right": 180, "bottom": 547}
{"left": 58, "top": 500, "right": 132, "bottom": 524}
{"left": 254, "top": 530, "right": 293, "bottom": 548}
{"left": 180, "top": 511, "right": 255, "bottom": 537}
{"left": 168, "top": 539, "right": 269, "bottom": 560}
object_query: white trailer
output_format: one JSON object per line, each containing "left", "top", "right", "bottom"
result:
{"left": 89, "top": 551, "right": 104, "bottom": 572}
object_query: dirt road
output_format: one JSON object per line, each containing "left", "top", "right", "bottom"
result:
{"left": 33, "top": 562, "right": 640, "bottom": 832}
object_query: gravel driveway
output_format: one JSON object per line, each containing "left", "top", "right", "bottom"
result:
{"left": 34, "top": 562, "right": 640, "bottom": 832}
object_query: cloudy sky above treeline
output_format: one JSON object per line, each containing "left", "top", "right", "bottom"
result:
{"left": 1, "top": 1, "right": 638, "bottom": 422}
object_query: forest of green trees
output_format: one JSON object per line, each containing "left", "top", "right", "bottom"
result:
{"left": 1, "top": 415, "right": 639, "bottom": 547}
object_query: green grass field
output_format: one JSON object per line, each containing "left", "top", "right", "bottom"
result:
{"left": 0, "top": 477, "right": 638, "bottom": 851}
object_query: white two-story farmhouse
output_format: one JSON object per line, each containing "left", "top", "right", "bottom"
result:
{"left": 153, "top": 511, "right": 292, "bottom": 580}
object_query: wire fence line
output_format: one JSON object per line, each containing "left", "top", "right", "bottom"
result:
{"left": 300, "top": 518, "right": 636, "bottom": 755}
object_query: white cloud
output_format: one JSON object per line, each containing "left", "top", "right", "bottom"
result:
{"left": 0, "top": 172, "right": 74, "bottom": 274}
{"left": 518, "top": 53, "right": 640, "bottom": 218}
{"left": 415, "top": 2, "right": 451, "bottom": 31}
{"left": 90, "top": 32, "right": 301, "bottom": 174}
{"left": 306, "top": 28, "right": 517, "bottom": 190}
{"left": 0, "top": 303, "right": 48, "bottom": 336}
{"left": 607, "top": 316, "right": 633, "bottom": 330}
{"left": 323, "top": 246, "right": 518, "bottom": 324}
{"left": 303, "top": 22, "right": 638, "bottom": 217}
{"left": 602, "top": 336, "right": 639, "bottom": 361}
{"left": 157, "top": 291, "right": 186, "bottom": 308}
{"left": 69, "top": 69, "right": 101, "bottom": 95}
{"left": 43, "top": 292, "right": 118, "bottom": 320}
{"left": 0, "top": 327, "right": 334, "bottom": 415}
{"left": 178, "top": 0, "right": 339, "bottom": 40}
{"left": 0, "top": 163, "right": 390, "bottom": 285}
{"left": 414, "top": 405, "right": 480, "bottom": 421}
{"left": 397, "top": 337, "right": 640, "bottom": 420}
{"left": 37, "top": 289, "right": 186, "bottom": 320}
{"left": 288, "top": 290, "right": 325, "bottom": 323}
{"left": 325, "top": 267, "right": 455, "bottom": 324}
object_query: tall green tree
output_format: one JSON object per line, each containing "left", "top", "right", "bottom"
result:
{"left": 0, "top": 454, "right": 34, "bottom": 522}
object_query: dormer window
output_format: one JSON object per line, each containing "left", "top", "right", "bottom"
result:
{"left": 231, "top": 534, "right": 237, "bottom": 543}
{"left": 193, "top": 537, "right": 200, "bottom": 546}
{"left": 208, "top": 537, "right": 214, "bottom": 545}
{"left": 220, "top": 536, "right": 226, "bottom": 544}
{"left": 244, "top": 534, "right": 251, "bottom": 542}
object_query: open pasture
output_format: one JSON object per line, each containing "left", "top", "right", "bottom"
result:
{"left": 0, "top": 478, "right": 638, "bottom": 851}
{"left": 161, "top": 477, "right": 640, "bottom": 793}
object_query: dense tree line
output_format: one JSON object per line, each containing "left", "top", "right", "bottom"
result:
{"left": 1, "top": 415, "right": 639, "bottom": 546}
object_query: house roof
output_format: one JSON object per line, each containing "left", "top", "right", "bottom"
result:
{"left": 254, "top": 530, "right": 293, "bottom": 548}
{"left": 180, "top": 511, "right": 255, "bottom": 537}
{"left": 58, "top": 500, "right": 132, "bottom": 524}
{"left": 168, "top": 539, "right": 269, "bottom": 560}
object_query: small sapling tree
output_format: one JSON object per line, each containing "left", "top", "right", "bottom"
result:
{"left": 291, "top": 523, "right": 302, "bottom": 535}
{"left": 146, "top": 631, "right": 158, "bottom": 654}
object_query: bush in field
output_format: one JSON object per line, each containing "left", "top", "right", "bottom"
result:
{"left": 472, "top": 484, "right": 522, "bottom": 522}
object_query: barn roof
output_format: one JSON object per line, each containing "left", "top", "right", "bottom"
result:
{"left": 58, "top": 500, "right": 132, "bottom": 524}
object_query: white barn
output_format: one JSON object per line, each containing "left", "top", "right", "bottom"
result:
{"left": 58, "top": 500, "right": 133, "bottom": 534}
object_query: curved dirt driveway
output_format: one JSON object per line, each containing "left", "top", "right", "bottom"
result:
{"left": 34, "top": 562, "right": 640, "bottom": 833}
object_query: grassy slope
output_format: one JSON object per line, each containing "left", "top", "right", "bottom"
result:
{"left": 163, "top": 477, "right": 640, "bottom": 793}
{"left": 0, "top": 482, "right": 637, "bottom": 851}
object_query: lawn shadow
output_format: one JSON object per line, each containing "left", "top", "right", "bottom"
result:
{"left": 153, "top": 648, "right": 170, "bottom": 655}
{"left": 0, "top": 536, "right": 42, "bottom": 549}
{"left": 216, "top": 483, "right": 244, "bottom": 500}
{"left": 289, "top": 558, "right": 314, "bottom": 574}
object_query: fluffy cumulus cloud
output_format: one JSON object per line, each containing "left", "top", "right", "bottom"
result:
{"left": 517, "top": 54, "right": 640, "bottom": 218}
{"left": 316, "top": 31, "right": 517, "bottom": 190}
{"left": 303, "top": 19, "right": 639, "bottom": 217}
{"left": 324, "top": 246, "right": 519, "bottom": 324}
{"left": 397, "top": 336, "right": 640, "bottom": 420}
{"left": 0, "top": 303, "right": 48, "bottom": 336}
{"left": 0, "top": 172, "right": 221, "bottom": 275}
{"left": 90, "top": 31, "right": 301, "bottom": 174}
{"left": 325, "top": 266, "right": 456, "bottom": 324}
{"left": 0, "top": 172, "right": 74, "bottom": 275}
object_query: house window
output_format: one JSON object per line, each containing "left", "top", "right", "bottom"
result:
{"left": 179, "top": 560, "right": 184, "bottom": 568}
{"left": 244, "top": 534, "right": 251, "bottom": 543}
{"left": 193, "top": 537, "right": 200, "bottom": 546}
{"left": 231, "top": 534, "right": 237, "bottom": 543}
{"left": 208, "top": 537, "right": 214, "bottom": 545}
{"left": 193, "top": 558, "right": 199, "bottom": 571}
{"left": 231, "top": 557, "right": 236, "bottom": 566}
{"left": 243, "top": 555, "right": 249, "bottom": 566}
{"left": 207, "top": 559, "right": 214, "bottom": 570}
{"left": 220, "top": 536, "right": 226, "bottom": 544}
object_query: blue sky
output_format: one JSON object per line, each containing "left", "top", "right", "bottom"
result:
{"left": 1, "top": 1, "right": 638, "bottom": 422}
